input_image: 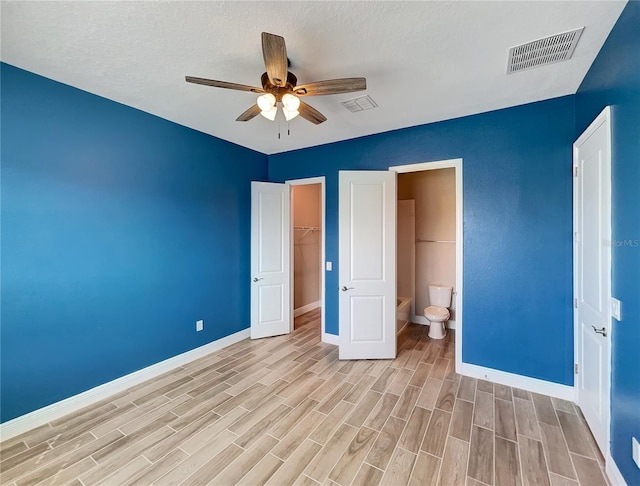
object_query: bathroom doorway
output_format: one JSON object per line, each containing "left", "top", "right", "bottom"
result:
{"left": 288, "top": 177, "right": 325, "bottom": 338}
{"left": 390, "top": 160, "right": 463, "bottom": 373}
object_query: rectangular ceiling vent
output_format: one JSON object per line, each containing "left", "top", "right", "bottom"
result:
{"left": 507, "top": 27, "right": 584, "bottom": 74}
{"left": 341, "top": 95, "right": 378, "bottom": 113}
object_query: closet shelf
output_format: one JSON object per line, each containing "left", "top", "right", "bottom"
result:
{"left": 416, "top": 239, "right": 455, "bottom": 243}
{"left": 294, "top": 226, "right": 320, "bottom": 238}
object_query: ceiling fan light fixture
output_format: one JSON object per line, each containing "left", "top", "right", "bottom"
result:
{"left": 187, "top": 33, "right": 365, "bottom": 125}
{"left": 282, "top": 93, "right": 300, "bottom": 112}
{"left": 283, "top": 106, "right": 299, "bottom": 121}
{"left": 260, "top": 105, "right": 277, "bottom": 120}
{"left": 257, "top": 93, "right": 276, "bottom": 112}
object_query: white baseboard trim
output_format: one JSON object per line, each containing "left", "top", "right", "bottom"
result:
{"left": 322, "top": 332, "right": 339, "bottom": 346}
{"left": 461, "top": 362, "right": 574, "bottom": 401}
{"left": 412, "top": 315, "right": 456, "bottom": 330}
{"left": 294, "top": 301, "right": 321, "bottom": 318}
{"left": 606, "top": 454, "right": 627, "bottom": 486}
{"left": 0, "top": 328, "right": 251, "bottom": 442}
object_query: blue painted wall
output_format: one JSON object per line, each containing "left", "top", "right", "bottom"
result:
{"left": 269, "top": 96, "right": 576, "bottom": 386}
{"left": 575, "top": 2, "right": 640, "bottom": 483}
{"left": 0, "top": 63, "right": 267, "bottom": 422}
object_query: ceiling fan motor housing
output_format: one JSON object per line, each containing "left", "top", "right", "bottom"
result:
{"left": 260, "top": 72, "right": 299, "bottom": 101}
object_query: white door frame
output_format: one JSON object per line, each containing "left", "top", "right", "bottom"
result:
{"left": 389, "top": 158, "right": 464, "bottom": 374}
{"left": 286, "top": 176, "right": 327, "bottom": 342}
{"left": 573, "top": 106, "right": 612, "bottom": 458}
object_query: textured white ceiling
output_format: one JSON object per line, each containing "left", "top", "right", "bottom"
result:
{"left": 1, "top": 1, "right": 626, "bottom": 155}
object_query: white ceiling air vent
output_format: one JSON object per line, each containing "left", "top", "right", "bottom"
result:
{"left": 341, "top": 95, "right": 378, "bottom": 113}
{"left": 507, "top": 27, "right": 584, "bottom": 74}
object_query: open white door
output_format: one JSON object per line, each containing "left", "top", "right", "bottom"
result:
{"left": 574, "top": 107, "right": 611, "bottom": 455}
{"left": 251, "top": 182, "right": 291, "bottom": 339}
{"left": 339, "top": 171, "right": 396, "bottom": 359}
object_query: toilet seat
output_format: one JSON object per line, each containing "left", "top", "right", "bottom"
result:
{"left": 424, "top": 306, "right": 450, "bottom": 321}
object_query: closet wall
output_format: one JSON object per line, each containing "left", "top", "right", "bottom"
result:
{"left": 292, "top": 184, "right": 321, "bottom": 311}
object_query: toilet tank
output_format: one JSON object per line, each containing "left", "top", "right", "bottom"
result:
{"left": 428, "top": 285, "right": 453, "bottom": 307}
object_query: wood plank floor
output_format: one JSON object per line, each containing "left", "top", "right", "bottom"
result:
{"left": 0, "top": 311, "right": 609, "bottom": 486}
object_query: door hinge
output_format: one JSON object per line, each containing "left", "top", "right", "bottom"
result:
{"left": 574, "top": 298, "right": 578, "bottom": 308}
{"left": 574, "top": 166, "right": 578, "bottom": 177}
{"left": 575, "top": 363, "right": 579, "bottom": 374}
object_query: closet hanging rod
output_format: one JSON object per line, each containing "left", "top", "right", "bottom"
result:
{"left": 416, "top": 239, "right": 455, "bottom": 243}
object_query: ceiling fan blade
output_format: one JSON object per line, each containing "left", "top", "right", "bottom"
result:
{"left": 293, "top": 78, "right": 366, "bottom": 96}
{"left": 185, "top": 76, "right": 264, "bottom": 93}
{"left": 261, "top": 32, "right": 288, "bottom": 87}
{"left": 236, "top": 104, "right": 262, "bottom": 122}
{"left": 298, "top": 101, "right": 327, "bottom": 125}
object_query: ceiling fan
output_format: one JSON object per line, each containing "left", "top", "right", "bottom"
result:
{"left": 186, "top": 32, "right": 367, "bottom": 125}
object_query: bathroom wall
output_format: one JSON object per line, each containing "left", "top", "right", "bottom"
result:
{"left": 397, "top": 200, "right": 416, "bottom": 318}
{"left": 398, "top": 169, "right": 456, "bottom": 324}
{"left": 292, "top": 184, "right": 321, "bottom": 310}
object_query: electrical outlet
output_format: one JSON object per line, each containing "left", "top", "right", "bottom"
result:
{"left": 326, "top": 261, "right": 332, "bottom": 271}
{"left": 196, "top": 319, "right": 204, "bottom": 332}
{"left": 611, "top": 298, "right": 622, "bottom": 321}
{"left": 633, "top": 437, "right": 639, "bottom": 468}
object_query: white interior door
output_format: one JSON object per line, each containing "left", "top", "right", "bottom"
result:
{"left": 339, "top": 171, "right": 396, "bottom": 359}
{"left": 251, "top": 182, "right": 291, "bottom": 339}
{"left": 574, "top": 107, "right": 611, "bottom": 455}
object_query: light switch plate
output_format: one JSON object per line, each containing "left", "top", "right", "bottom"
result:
{"left": 326, "top": 261, "right": 332, "bottom": 271}
{"left": 196, "top": 319, "right": 204, "bottom": 332}
{"left": 611, "top": 298, "right": 621, "bottom": 321}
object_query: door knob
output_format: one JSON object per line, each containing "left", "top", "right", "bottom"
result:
{"left": 252, "top": 277, "right": 263, "bottom": 282}
{"left": 591, "top": 325, "right": 607, "bottom": 337}
{"left": 341, "top": 286, "right": 354, "bottom": 291}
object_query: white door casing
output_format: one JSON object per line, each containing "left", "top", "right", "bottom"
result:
{"left": 339, "top": 171, "right": 397, "bottom": 360}
{"left": 251, "top": 182, "right": 292, "bottom": 339}
{"left": 389, "top": 158, "right": 463, "bottom": 374}
{"left": 574, "top": 106, "right": 611, "bottom": 456}
{"left": 287, "top": 177, "right": 327, "bottom": 342}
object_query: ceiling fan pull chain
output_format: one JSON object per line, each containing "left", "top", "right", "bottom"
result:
{"left": 288, "top": 122, "right": 290, "bottom": 136}
{"left": 278, "top": 121, "right": 281, "bottom": 139}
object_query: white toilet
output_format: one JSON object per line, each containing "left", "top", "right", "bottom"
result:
{"left": 424, "top": 284, "right": 453, "bottom": 340}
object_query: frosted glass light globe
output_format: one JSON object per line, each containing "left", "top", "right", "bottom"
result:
{"left": 282, "top": 93, "right": 301, "bottom": 111}
{"left": 283, "top": 107, "right": 299, "bottom": 121}
{"left": 260, "top": 105, "right": 277, "bottom": 120}
{"left": 257, "top": 93, "right": 276, "bottom": 112}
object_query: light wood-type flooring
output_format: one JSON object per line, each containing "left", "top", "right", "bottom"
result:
{"left": 0, "top": 310, "right": 609, "bottom": 486}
